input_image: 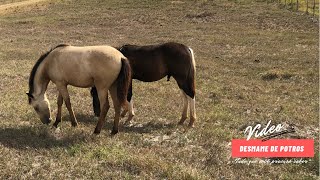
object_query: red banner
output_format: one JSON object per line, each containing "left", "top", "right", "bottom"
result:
{"left": 232, "top": 139, "right": 314, "bottom": 157}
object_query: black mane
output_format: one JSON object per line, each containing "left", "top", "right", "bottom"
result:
{"left": 28, "top": 44, "right": 69, "bottom": 94}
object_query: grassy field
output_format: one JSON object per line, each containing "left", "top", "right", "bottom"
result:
{"left": 0, "top": 0, "right": 318, "bottom": 179}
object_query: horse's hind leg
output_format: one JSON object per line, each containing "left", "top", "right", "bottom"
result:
{"left": 57, "top": 84, "right": 78, "bottom": 127}
{"left": 53, "top": 92, "right": 63, "bottom": 127}
{"left": 178, "top": 90, "right": 189, "bottom": 125}
{"left": 109, "top": 84, "right": 121, "bottom": 135}
{"left": 121, "top": 80, "right": 133, "bottom": 118}
{"left": 122, "top": 80, "right": 135, "bottom": 124}
{"left": 175, "top": 78, "right": 196, "bottom": 127}
{"left": 94, "top": 90, "right": 110, "bottom": 134}
{"left": 125, "top": 98, "right": 135, "bottom": 123}
{"left": 188, "top": 96, "right": 196, "bottom": 127}
{"left": 126, "top": 81, "right": 135, "bottom": 123}
{"left": 121, "top": 102, "right": 129, "bottom": 117}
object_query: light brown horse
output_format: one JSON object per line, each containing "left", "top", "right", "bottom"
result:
{"left": 27, "top": 44, "right": 131, "bottom": 135}
{"left": 91, "top": 42, "right": 196, "bottom": 127}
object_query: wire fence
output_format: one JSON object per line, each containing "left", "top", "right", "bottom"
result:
{"left": 276, "top": 0, "right": 319, "bottom": 16}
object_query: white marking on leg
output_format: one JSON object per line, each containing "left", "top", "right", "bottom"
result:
{"left": 125, "top": 98, "right": 135, "bottom": 123}
{"left": 181, "top": 90, "right": 188, "bottom": 118}
{"left": 188, "top": 96, "right": 196, "bottom": 120}
{"left": 178, "top": 90, "right": 189, "bottom": 125}
{"left": 128, "top": 98, "right": 135, "bottom": 116}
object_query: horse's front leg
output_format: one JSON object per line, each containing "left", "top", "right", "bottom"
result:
{"left": 94, "top": 90, "right": 110, "bottom": 134}
{"left": 53, "top": 92, "right": 63, "bottom": 127}
{"left": 56, "top": 84, "right": 78, "bottom": 127}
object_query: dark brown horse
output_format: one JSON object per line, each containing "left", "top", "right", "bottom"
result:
{"left": 91, "top": 42, "right": 196, "bottom": 127}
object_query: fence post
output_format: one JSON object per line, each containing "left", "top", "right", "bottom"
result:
{"left": 285, "top": 0, "right": 287, "bottom": 8}
{"left": 306, "top": 0, "right": 309, "bottom": 14}
{"left": 313, "top": 0, "right": 315, "bottom": 16}
{"left": 296, "top": 0, "right": 299, "bottom": 11}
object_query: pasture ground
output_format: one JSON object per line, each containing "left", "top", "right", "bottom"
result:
{"left": 0, "top": 0, "right": 318, "bottom": 179}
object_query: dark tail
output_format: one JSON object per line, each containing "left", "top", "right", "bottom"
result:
{"left": 91, "top": 86, "right": 100, "bottom": 117}
{"left": 189, "top": 48, "right": 196, "bottom": 98}
{"left": 117, "top": 58, "right": 131, "bottom": 106}
{"left": 186, "top": 47, "right": 196, "bottom": 98}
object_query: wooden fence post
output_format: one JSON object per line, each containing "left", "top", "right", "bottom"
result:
{"left": 296, "top": 0, "right": 299, "bottom": 11}
{"left": 285, "top": 0, "right": 287, "bottom": 8}
{"left": 306, "top": 0, "right": 309, "bottom": 14}
{"left": 312, "top": 0, "right": 315, "bottom": 16}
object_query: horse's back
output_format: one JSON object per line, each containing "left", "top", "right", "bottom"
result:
{"left": 152, "top": 42, "right": 193, "bottom": 80}
{"left": 121, "top": 42, "right": 192, "bottom": 81}
{"left": 47, "top": 45, "right": 123, "bottom": 88}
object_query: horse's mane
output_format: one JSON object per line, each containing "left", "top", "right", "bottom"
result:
{"left": 28, "top": 44, "right": 69, "bottom": 94}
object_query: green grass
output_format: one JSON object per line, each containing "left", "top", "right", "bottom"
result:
{"left": 0, "top": 0, "right": 318, "bottom": 179}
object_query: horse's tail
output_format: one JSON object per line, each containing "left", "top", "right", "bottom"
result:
{"left": 116, "top": 58, "right": 132, "bottom": 107}
{"left": 187, "top": 47, "right": 196, "bottom": 98}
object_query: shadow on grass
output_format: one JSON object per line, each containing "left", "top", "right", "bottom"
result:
{"left": 59, "top": 114, "right": 97, "bottom": 125}
{"left": 0, "top": 125, "right": 87, "bottom": 150}
{"left": 121, "top": 121, "right": 177, "bottom": 134}
{"left": 63, "top": 114, "right": 177, "bottom": 134}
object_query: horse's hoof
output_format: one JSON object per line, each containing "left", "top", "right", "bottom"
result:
{"left": 124, "top": 115, "right": 134, "bottom": 125}
{"left": 111, "top": 129, "right": 118, "bottom": 135}
{"left": 121, "top": 111, "right": 128, "bottom": 118}
{"left": 188, "top": 123, "right": 195, "bottom": 128}
{"left": 93, "top": 129, "right": 101, "bottom": 134}
{"left": 178, "top": 117, "right": 187, "bottom": 125}
{"left": 188, "top": 117, "right": 196, "bottom": 128}
{"left": 123, "top": 120, "right": 130, "bottom": 125}
{"left": 71, "top": 122, "right": 78, "bottom": 127}
{"left": 94, "top": 112, "right": 100, "bottom": 117}
{"left": 53, "top": 122, "right": 59, "bottom": 128}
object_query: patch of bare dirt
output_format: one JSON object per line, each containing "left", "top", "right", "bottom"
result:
{"left": 0, "top": 0, "right": 48, "bottom": 14}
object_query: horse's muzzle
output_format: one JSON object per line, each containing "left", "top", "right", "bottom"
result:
{"left": 42, "top": 118, "right": 52, "bottom": 125}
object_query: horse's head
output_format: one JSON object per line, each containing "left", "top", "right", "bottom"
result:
{"left": 26, "top": 92, "right": 52, "bottom": 125}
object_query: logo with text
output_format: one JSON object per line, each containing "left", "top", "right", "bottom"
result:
{"left": 232, "top": 120, "right": 314, "bottom": 158}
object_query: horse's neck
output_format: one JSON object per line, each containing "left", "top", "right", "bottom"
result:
{"left": 33, "top": 65, "right": 50, "bottom": 96}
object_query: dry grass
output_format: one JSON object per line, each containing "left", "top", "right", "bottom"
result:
{"left": 0, "top": 0, "right": 26, "bottom": 5}
{"left": 0, "top": 0, "right": 318, "bottom": 179}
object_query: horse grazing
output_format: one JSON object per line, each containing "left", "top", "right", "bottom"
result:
{"left": 91, "top": 42, "right": 196, "bottom": 127}
{"left": 27, "top": 44, "right": 131, "bottom": 135}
